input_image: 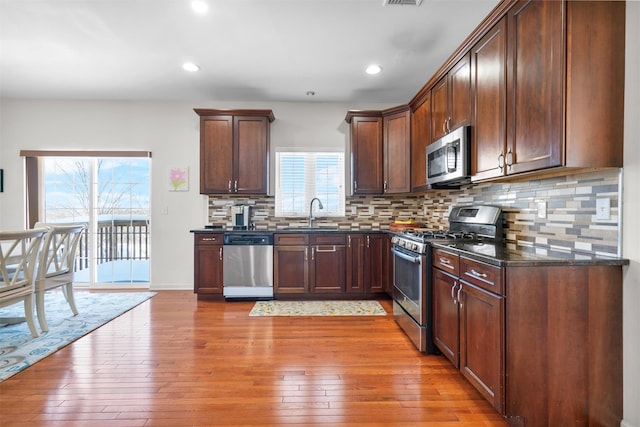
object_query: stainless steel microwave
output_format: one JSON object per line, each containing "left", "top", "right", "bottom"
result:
{"left": 426, "top": 125, "right": 470, "bottom": 187}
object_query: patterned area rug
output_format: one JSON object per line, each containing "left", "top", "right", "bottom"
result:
{"left": 0, "top": 291, "right": 155, "bottom": 382}
{"left": 249, "top": 300, "right": 387, "bottom": 317}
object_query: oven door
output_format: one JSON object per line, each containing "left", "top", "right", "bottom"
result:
{"left": 391, "top": 245, "right": 427, "bottom": 325}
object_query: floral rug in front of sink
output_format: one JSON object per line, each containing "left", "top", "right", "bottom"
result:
{"left": 249, "top": 300, "right": 387, "bottom": 317}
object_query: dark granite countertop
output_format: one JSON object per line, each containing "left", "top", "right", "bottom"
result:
{"left": 431, "top": 241, "right": 629, "bottom": 267}
{"left": 190, "top": 228, "right": 388, "bottom": 234}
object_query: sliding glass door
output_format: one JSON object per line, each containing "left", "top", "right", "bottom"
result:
{"left": 41, "top": 156, "right": 151, "bottom": 286}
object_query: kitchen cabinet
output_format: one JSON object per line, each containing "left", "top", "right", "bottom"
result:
{"left": 194, "top": 109, "right": 275, "bottom": 194}
{"left": 193, "top": 233, "right": 224, "bottom": 296}
{"left": 410, "top": 91, "right": 431, "bottom": 192}
{"left": 345, "top": 111, "right": 383, "bottom": 194}
{"left": 471, "top": 0, "right": 624, "bottom": 182}
{"left": 432, "top": 248, "right": 504, "bottom": 413}
{"left": 346, "top": 233, "right": 390, "bottom": 295}
{"left": 382, "top": 106, "right": 411, "bottom": 194}
{"left": 274, "top": 233, "right": 346, "bottom": 296}
{"left": 431, "top": 53, "right": 471, "bottom": 143}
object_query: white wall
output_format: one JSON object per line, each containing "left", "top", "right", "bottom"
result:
{"left": 0, "top": 100, "right": 389, "bottom": 289}
{"left": 622, "top": 2, "right": 640, "bottom": 427}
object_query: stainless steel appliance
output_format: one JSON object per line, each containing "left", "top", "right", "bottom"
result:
{"left": 222, "top": 233, "right": 273, "bottom": 299}
{"left": 426, "top": 125, "right": 470, "bottom": 187}
{"left": 232, "top": 205, "right": 251, "bottom": 230}
{"left": 391, "top": 205, "right": 502, "bottom": 353}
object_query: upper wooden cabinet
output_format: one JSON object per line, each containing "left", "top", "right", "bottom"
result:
{"left": 471, "top": 0, "right": 625, "bottom": 181}
{"left": 431, "top": 53, "right": 471, "bottom": 142}
{"left": 194, "top": 109, "right": 275, "bottom": 195}
{"left": 410, "top": 92, "right": 431, "bottom": 192}
{"left": 345, "top": 111, "right": 384, "bottom": 195}
{"left": 383, "top": 106, "right": 411, "bottom": 194}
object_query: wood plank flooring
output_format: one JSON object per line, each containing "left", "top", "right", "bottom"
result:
{"left": 0, "top": 291, "right": 508, "bottom": 426}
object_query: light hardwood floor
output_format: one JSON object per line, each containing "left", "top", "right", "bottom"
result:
{"left": 0, "top": 291, "right": 508, "bottom": 426}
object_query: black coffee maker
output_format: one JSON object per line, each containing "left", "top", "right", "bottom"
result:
{"left": 232, "top": 205, "right": 251, "bottom": 230}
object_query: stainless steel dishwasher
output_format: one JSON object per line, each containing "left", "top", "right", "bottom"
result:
{"left": 222, "top": 233, "right": 273, "bottom": 299}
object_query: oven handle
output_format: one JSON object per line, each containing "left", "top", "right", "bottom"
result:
{"left": 391, "top": 247, "right": 422, "bottom": 264}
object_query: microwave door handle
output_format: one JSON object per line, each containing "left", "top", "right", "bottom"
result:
{"left": 445, "top": 143, "right": 457, "bottom": 173}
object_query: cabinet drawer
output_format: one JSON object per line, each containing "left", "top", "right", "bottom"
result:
{"left": 274, "top": 234, "right": 310, "bottom": 246}
{"left": 311, "top": 233, "right": 345, "bottom": 245}
{"left": 194, "top": 233, "right": 223, "bottom": 246}
{"left": 460, "top": 257, "right": 503, "bottom": 295}
{"left": 432, "top": 248, "right": 460, "bottom": 275}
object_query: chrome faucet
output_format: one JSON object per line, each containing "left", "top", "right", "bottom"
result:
{"left": 309, "top": 197, "right": 324, "bottom": 228}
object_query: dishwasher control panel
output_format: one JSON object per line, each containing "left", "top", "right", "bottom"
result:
{"left": 223, "top": 233, "right": 273, "bottom": 245}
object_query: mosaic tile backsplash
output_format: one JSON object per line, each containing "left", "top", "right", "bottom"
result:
{"left": 207, "top": 168, "right": 622, "bottom": 257}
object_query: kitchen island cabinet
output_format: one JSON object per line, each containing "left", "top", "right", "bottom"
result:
{"left": 193, "top": 232, "right": 224, "bottom": 297}
{"left": 195, "top": 109, "right": 274, "bottom": 194}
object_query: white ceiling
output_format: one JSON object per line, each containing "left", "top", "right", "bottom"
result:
{"left": 0, "top": 0, "right": 499, "bottom": 104}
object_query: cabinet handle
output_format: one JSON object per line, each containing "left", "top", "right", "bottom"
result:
{"left": 439, "top": 258, "right": 454, "bottom": 269}
{"left": 234, "top": 180, "right": 238, "bottom": 192}
{"left": 347, "top": 235, "right": 351, "bottom": 248}
{"left": 366, "top": 235, "right": 370, "bottom": 248}
{"left": 446, "top": 117, "right": 452, "bottom": 133}
{"left": 201, "top": 237, "right": 217, "bottom": 241}
{"left": 506, "top": 148, "right": 513, "bottom": 169}
{"left": 384, "top": 181, "right": 388, "bottom": 192}
{"left": 451, "top": 281, "right": 458, "bottom": 304}
{"left": 316, "top": 245, "right": 337, "bottom": 253}
{"left": 442, "top": 120, "right": 447, "bottom": 135}
{"left": 311, "top": 247, "right": 315, "bottom": 261}
{"left": 457, "top": 283, "right": 463, "bottom": 308}
{"left": 498, "top": 152, "right": 505, "bottom": 171}
{"left": 354, "top": 181, "right": 358, "bottom": 192}
{"left": 470, "top": 269, "right": 488, "bottom": 279}
{"left": 228, "top": 180, "right": 232, "bottom": 193}
{"left": 304, "top": 247, "right": 308, "bottom": 262}
{"left": 219, "top": 247, "right": 223, "bottom": 261}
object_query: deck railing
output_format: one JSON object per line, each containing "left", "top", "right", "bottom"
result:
{"left": 76, "top": 219, "right": 150, "bottom": 269}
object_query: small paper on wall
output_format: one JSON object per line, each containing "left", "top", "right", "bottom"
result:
{"left": 169, "top": 166, "right": 189, "bottom": 191}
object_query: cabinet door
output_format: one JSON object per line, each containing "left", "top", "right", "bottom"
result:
{"left": 383, "top": 109, "right": 411, "bottom": 194}
{"left": 310, "top": 244, "right": 346, "bottom": 293}
{"left": 411, "top": 93, "right": 431, "bottom": 192}
{"left": 350, "top": 116, "right": 383, "bottom": 194}
{"left": 433, "top": 268, "right": 460, "bottom": 367}
{"left": 365, "top": 234, "right": 386, "bottom": 294}
{"left": 194, "top": 244, "right": 223, "bottom": 294}
{"left": 459, "top": 282, "right": 504, "bottom": 413}
{"left": 200, "top": 115, "right": 234, "bottom": 194}
{"left": 448, "top": 53, "right": 471, "bottom": 132}
{"left": 471, "top": 18, "right": 507, "bottom": 182}
{"left": 506, "top": 0, "right": 563, "bottom": 175}
{"left": 346, "top": 234, "right": 365, "bottom": 293}
{"left": 431, "top": 76, "right": 448, "bottom": 142}
{"left": 234, "top": 115, "right": 269, "bottom": 194}
{"left": 274, "top": 246, "right": 308, "bottom": 294}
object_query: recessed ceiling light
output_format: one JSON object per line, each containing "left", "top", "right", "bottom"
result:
{"left": 182, "top": 62, "right": 200, "bottom": 72}
{"left": 191, "top": 1, "right": 208, "bottom": 14}
{"left": 366, "top": 64, "right": 383, "bottom": 75}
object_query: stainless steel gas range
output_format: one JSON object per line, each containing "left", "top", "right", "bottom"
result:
{"left": 391, "top": 205, "right": 503, "bottom": 353}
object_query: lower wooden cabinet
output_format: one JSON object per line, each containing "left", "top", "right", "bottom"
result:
{"left": 193, "top": 233, "right": 224, "bottom": 295}
{"left": 274, "top": 233, "right": 346, "bottom": 296}
{"left": 432, "top": 248, "right": 504, "bottom": 413}
{"left": 346, "top": 233, "right": 390, "bottom": 295}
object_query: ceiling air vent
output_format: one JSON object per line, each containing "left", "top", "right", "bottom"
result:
{"left": 383, "top": 0, "right": 423, "bottom": 5}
